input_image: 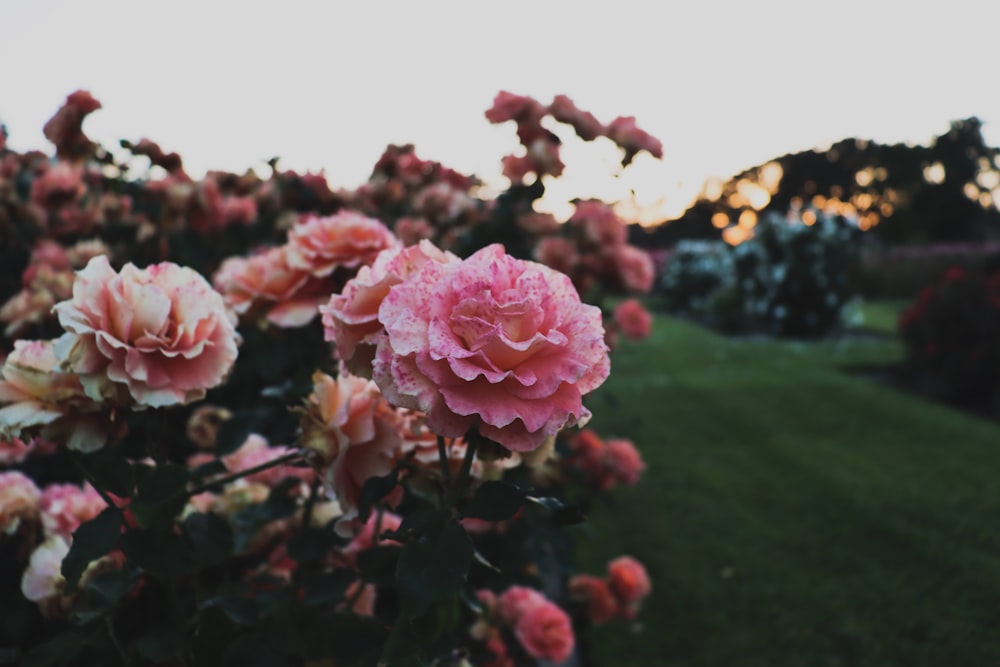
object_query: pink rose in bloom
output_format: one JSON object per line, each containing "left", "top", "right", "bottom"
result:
{"left": 497, "top": 585, "right": 546, "bottom": 625}
{"left": 21, "top": 536, "right": 70, "bottom": 609}
{"left": 613, "top": 298, "right": 653, "bottom": 340}
{"left": 0, "top": 470, "right": 41, "bottom": 534}
{"left": 568, "top": 574, "right": 619, "bottom": 625}
{"left": 607, "top": 556, "right": 652, "bottom": 617}
{"left": 0, "top": 339, "right": 114, "bottom": 452}
{"left": 374, "top": 244, "right": 610, "bottom": 452}
{"left": 549, "top": 94, "right": 605, "bottom": 141}
{"left": 54, "top": 255, "right": 240, "bottom": 408}
{"left": 615, "top": 245, "right": 656, "bottom": 293}
{"left": 299, "top": 371, "right": 403, "bottom": 519}
{"left": 213, "top": 246, "right": 328, "bottom": 328}
{"left": 605, "top": 438, "right": 647, "bottom": 486}
{"left": 320, "top": 241, "right": 459, "bottom": 377}
{"left": 484, "top": 91, "right": 546, "bottom": 126}
{"left": 344, "top": 511, "right": 402, "bottom": 555}
{"left": 605, "top": 115, "right": 664, "bottom": 166}
{"left": 287, "top": 211, "right": 399, "bottom": 278}
{"left": 30, "top": 161, "right": 86, "bottom": 209}
{"left": 222, "top": 434, "right": 313, "bottom": 487}
{"left": 570, "top": 200, "right": 628, "bottom": 248}
{"left": 0, "top": 437, "right": 33, "bottom": 465}
{"left": 39, "top": 482, "right": 107, "bottom": 540}
{"left": 392, "top": 217, "right": 434, "bottom": 247}
{"left": 534, "top": 237, "right": 580, "bottom": 278}
{"left": 527, "top": 138, "right": 565, "bottom": 178}
{"left": 514, "top": 597, "right": 575, "bottom": 663}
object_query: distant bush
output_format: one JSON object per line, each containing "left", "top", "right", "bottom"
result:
{"left": 898, "top": 266, "right": 1000, "bottom": 403}
{"left": 859, "top": 241, "right": 1000, "bottom": 300}
{"left": 659, "top": 209, "right": 860, "bottom": 337}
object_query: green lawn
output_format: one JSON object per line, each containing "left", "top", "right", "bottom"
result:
{"left": 576, "top": 312, "right": 1000, "bottom": 667}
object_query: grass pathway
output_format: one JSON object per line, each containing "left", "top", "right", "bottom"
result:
{"left": 576, "top": 315, "right": 1000, "bottom": 667}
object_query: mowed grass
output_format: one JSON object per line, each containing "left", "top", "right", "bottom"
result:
{"left": 576, "top": 313, "right": 1000, "bottom": 667}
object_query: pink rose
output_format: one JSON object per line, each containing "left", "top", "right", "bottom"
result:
{"left": 568, "top": 574, "right": 619, "bottom": 625}
{"left": 548, "top": 94, "right": 605, "bottom": 141}
{"left": 213, "top": 246, "right": 329, "bottom": 328}
{"left": 514, "top": 597, "right": 575, "bottom": 663}
{"left": 0, "top": 470, "right": 41, "bottom": 535}
{"left": 497, "top": 585, "right": 546, "bottom": 625}
{"left": 30, "top": 161, "right": 86, "bottom": 208}
{"left": 320, "top": 241, "right": 459, "bottom": 377}
{"left": 484, "top": 91, "right": 546, "bottom": 126}
{"left": 613, "top": 298, "right": 653, "bottom": 340}
{"left": 615, "top": 245, "right": 656, "bottom": 293}
{"left": 605, "top": 438, "right": 646, "bottom": 486}
{"left": 501, "top": 154, "right": 534, "bottom": 185}
{"left": 373, "top": 244, "right": 610, "bottom": 452}
{"left": 287, "top": 211, "right": 399, "bottom": 278}
{"left": 53, "top": 255, "right": 240, "bottom": 408}
{"left": 534, "top": 237, "right": 580, "bottom": 278}
{"left": 221, "top": 433, "right": 313, "bottom": 487}
{"left": 0, "top": 437, "right": 33, "bottom": 465}
{"left": 0, "top": 339, "right": 114, "bottom": 452}
{"left": 605, "top": 115, "right": 664, "bottom": 166}
{"left": 607, "top": 556, "right": 651, "bottom": 617}
{"left": 344, "top": 511, "right": 402, "bottom": 555}
{"left": 299, "top": 371, "right": 403, "bottom": 520}
{"left": 42, "top": 90, "right": 102, "bottom": 160}
{"left": 21, "top": 536, "right": 70, "bottom": 606}
{"left": 570, "top": 200, "right": 627, "bottom": 248}
{"left": 39, "top": 482, "right": 107, "bottom": 540}
{"left": 393, "top": 217, "right": 434, "bottom": 247}
{"left": 220, "top": 195, "right": 257, "bottom": 226}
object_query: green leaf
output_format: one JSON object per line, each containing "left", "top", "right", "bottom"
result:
{"left": 62, "top": 508, "right": 123, "bottom": 593}
{"left": 356, "top": 546, "right": 401, "bottom": 587}
{"left": 184, "top": 512, "right": 234, "bottom": 567}
{"left": 397, "top": 520, "right": 473, "bottom": 618}
{"left": 357, "top": 469, "right": 399, "bottom": 522}
{"left": 286, "top": 527, "right": 338, "bottom": 565}
{"left": 79, "top": 567, "right": 139, "bottom": 618}
{"left": 19, "top": 630, "right": 89, "bottom": 667}
{"left": 459, "top": 481, "right": 525, "bottom": 521}
{"left": 86, "top": 450, "right": 134, "bottom": 498}
{"left": 201, "top": 594, "right": 259, "bottom": 627}
{"left": 130, "top": 625, "right": 185, "bottom": 662}
{"left": 120, "top": 528, "right": 193, "bottom": 577}
{"left": 131, "top": 464, "right": 190, "bottom": 528}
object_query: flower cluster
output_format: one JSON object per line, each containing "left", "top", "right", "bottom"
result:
{"left": 570, "top": 555, "right": 652, "bottom": 624}
{"left": 474, "top": 585, "right": 575, "bottom": 665}
{"left": 565, "top": 428, "right": 647, "bottom": 491}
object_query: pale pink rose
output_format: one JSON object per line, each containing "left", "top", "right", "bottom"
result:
{"left": 21, "top": 535, "right": 70, "bottom": 608}
{"left": 222, "top": 433, "right": 313, "bottom": 487}
{"left": 514, "top": 598, "right": 575, "bottom": 663}
{"left": 613, "top": 299, "right": 653, "bottom": 340}
{"left": 615, "top": 245, "right": 655, "bottom": 293}
{"left": 287, "top": 211, "right": 399, "bottom": 278}
{"left": 605, "top": 438, "right": 646, "bottom": 486}
{"left": 568, "top": 574, "right": 619, "bottom": 625}
{"left": 607, "top": 556, "right": 651, "bottom": 618}
{"left": 0, "top": 437, "right": 33, "bottom": 465}
{"left": 484, "top": 91, "right": 546, "bottom": 125}
{"left": 548, "top": 94, "right": 605, "bottom": 141}
{"left": 299, "top": 371, "right": 403, "bottom": 519}
{"left": 0, "top": 339, "right": 113, "bottom": 452}
{"left": 534, "top": 237, "right": 580, "bottom": 277}
{"left": 39, "top": 482, "right": 107, "bottom": 539}
{"left": 393, "top": 217, "right": 434, "bottom": 247}
{"left": 220, "top": 195, "right": 258, "bottom": 226}
{"left": 497, "top": 585, "right": 546, "bottom": 625}
{"left": 373, "top": 244, "right": 610, "bottom": 452}
{"left": 0, "top": 470, "right": 41, "bottom": 534}
{"left": 344, "top": 511, "right": 402, "bottom": 555}
{"left": 570, "top": 200, "right": 627, "bottom": 248}
{"left": 320, "top": 241, "right": 459, "bottom": 377}
{"left": 30, "top": 161, "right": 86, "bottom": 208}
{"left": 53, "top": 255, "right": 240, "bottom": 408}
{"left": 65, "top": 239, "right": 111, "bottom": 269}
{"left": 605, "top": 115, "right": 664, "bottom": 166}
{"left": 213, "top": 246, "right": 328, "bottom": 328}
{"left": 396, "top": 409, "right": 472, "bottom": 477}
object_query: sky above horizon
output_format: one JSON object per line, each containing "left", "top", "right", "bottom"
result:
{"left": 3, "top": 1, "right": 998, "bottom": 223}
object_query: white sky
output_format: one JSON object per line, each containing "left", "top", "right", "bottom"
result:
{"left": 3, "top": 0, "right": 998, "bottom": 221}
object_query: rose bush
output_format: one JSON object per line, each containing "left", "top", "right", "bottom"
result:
{"left": 0, "top": 89, "right": 657, "bottom": 666}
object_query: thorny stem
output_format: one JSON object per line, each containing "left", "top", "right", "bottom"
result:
{"left": 185, "top": 451, "right": 304, "bottom": 497}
